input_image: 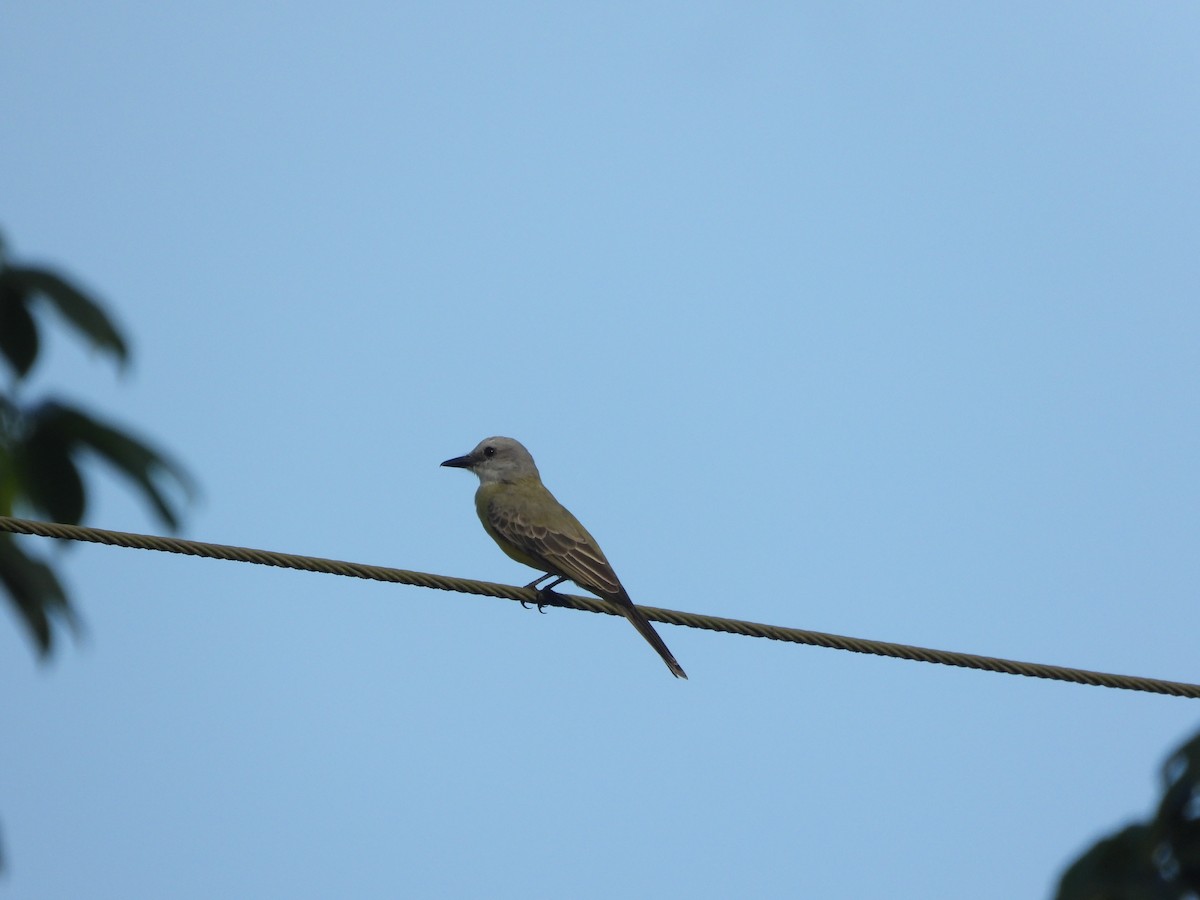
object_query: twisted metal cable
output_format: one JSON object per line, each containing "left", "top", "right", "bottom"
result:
{"left": 3, "top": 515, "right": 1197, "bottom": 699}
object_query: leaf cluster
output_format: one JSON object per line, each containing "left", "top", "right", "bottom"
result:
{"left": 0, "top": 235, "right": 193, "bottom": 655}
{"left": 1057, "top": 730, "right": 1200, "bottom": 900}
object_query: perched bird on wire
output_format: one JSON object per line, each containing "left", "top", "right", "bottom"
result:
{"left": 442, "top": 436, "right": 687, "bottom": 679}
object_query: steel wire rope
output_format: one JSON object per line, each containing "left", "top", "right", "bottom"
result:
{"left": 2, "top": 515, "right": 1196, "bottom": 698}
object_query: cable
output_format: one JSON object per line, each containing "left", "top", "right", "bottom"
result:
{"left": 2, "top": 514, "right": 1196, "bottom": 698}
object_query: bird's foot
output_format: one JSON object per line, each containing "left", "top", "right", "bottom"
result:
{"left": 520, "top": 593, "right": 551, "bottom": 612}
{"left": 521, "top": 587, "right": 564, "bottom": 614}
{"left": 522, "top": 575, "right": 566, "bottom": 612}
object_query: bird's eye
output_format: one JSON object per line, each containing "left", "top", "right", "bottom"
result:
{"left": 483, "top": 446, "right": 496, "bottom": 458}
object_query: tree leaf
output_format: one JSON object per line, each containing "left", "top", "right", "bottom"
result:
{"left": 19, "top": 418, "right": 86, "bottom": 524}
{"left": 0, "top": 397, "right": 19, "bottom": 516}
{"left": 1053, "top": 823, "right": 1176, "bottom": 900}
{"left": 1162, "top": 732, "right": 1200, "bottom": 792}
{"left": 9, "top": 266, "right": 129, "bottom": 369}
{"left": 36, "top": 401, "right": 195, "bottom": 531}
{"left": 0, "top": 276, "right": 39, "bottom": 379}
{"left": 1156, "top": 733, "right": 1200, "bottom": 894}
{"left": 0, "top": 533, "right": 76, "bottom": 657}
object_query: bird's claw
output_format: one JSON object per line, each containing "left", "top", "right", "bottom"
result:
{"left": 522, "top": 587, "right": 561, "bottom": 613}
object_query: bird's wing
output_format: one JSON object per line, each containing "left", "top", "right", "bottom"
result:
{"left": 485, "top": 501, "right": 623, "bottom": 597}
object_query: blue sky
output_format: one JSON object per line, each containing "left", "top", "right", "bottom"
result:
{"left": 3, "top": 3, "right": 1198, "bottom": 897}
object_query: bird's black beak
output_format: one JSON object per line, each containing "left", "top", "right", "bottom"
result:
{"left": 441, "top": 453, "right": 474, "bottom": 469}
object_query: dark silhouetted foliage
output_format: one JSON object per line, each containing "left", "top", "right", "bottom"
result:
{"left": 0, "top": 232, "right": 193, "bottom": 656}
{"left": 1057, "top": 730, "right": 1200, "bottom": 900}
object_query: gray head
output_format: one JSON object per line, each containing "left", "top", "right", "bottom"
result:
{"left": 441, "top": 436, "right": 541, "bottom": 485}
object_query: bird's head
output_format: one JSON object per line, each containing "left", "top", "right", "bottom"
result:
{"left": 441, "top": 436, "right": 541, "bottom": 485}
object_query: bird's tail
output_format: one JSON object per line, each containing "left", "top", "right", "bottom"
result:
{"left": 617, "top": 592, "right": 687, "bottom": 679}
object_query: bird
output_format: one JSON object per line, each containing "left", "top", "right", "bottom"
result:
{"left": 441, "top": 436, "right": 687, "bottom": 679}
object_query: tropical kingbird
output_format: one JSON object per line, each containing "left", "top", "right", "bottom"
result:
{"left": 442, "top": 436, "right": 687, "bottom": 679}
